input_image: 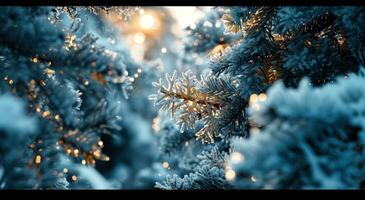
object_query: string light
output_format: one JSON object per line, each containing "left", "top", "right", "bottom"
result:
{"left": 203, "top": 21, "right": 213, "bottom": 27}
{"left": 84, "top": 80, "right": 89, "bottom": 86}
{"left": 98, "top": 141, "right": 104, "bottom": 147}
{"left": 71, "top": 175, "right": 78, "bottom": 182}
{"left": 137, "top": 68, "right": 142, "bottom": 73}
{"left": 251, "top": 176, "right": 257, "bottom": 183}
{"left": 42, "top": 111, "right": 51, "bottom": 118}
{"left": 139, "top": 9, "right": 145, "bottom": 15}
{"left": 63, "top": 168, "right": 68, "bottom": 173}
{"left": 225, "top": 169, "right": 236, "bottom": 181}
{"left": 82, "top": 160, "right": 86, "bottom": 165}
{"left": 31, "top": 57, "right": 39, "bottom": 63}
{"left": 34, "top": 155, "right": 42, "bottom": 164}
{"left": 140, "top": 14, "right": 156, "bottom": 29}
{"left": 161, "top": 47, "right": 167, "bottom": 54}
{"left": 162, "top": 162, "right": 169, "bottom": 169}
{"left": 44, "top": 68, "right": 55, "bottom": 75}
{"left": 73, "top": 149, "right": 79, "bottom": 157}
{"left": 249, "top": 94, "right": 258, "bottom": 105}
{"left": 55, "top": 114, "right": 61, "bottom": 121}
{"left": 66, "top": 146, "right": 72, "bottom": 154}
{"left": 152, "top": 117, "right": 160, "bottom": 132}
{"left": 258, "top": 93, "right": 267, "bottom": 101}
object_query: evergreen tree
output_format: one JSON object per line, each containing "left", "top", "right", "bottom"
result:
{"left": 0, "top": 6, "right": 158, "bottom": 189}
{"left": 151, "top": 6, "right": 365, "bottom": 189}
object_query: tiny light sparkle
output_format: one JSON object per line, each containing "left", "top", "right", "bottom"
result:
{"left": 258, "top": 93, "right": 267, "bottom": 101}
{"left": 35, "top": 155, "right": 42, "bottom": 164}
{"left": 161, "top": 48, "right": 167, "bottom": 54}
{"left": 74, "top": 149, "right": 79, "bottom": 156}
{"left": 225, "top": 169, "right": 236, "bottom": 181}
{"left": 71, "top": 175, "right": 78, "bottom": 182}
{"left": 42, "top": 111, "right": 51, "bottom": 118}
{"left": 63, "top": 168, "right": 68, "bottom": 173}
{"left": 251, "top": 176, "right": 257, "bottom": 182}
{"left": 140, "top": 14, "right": 156, "bottom": 29}
{"left": 82, "top": 160, "right": 86, "bottom": 165}
{"left": 249, "top": 94, "right": 258, "bottom": 105}
{"left": 98, "top": 141, "right": 104, "bottom": 147}
{"left": 162, "top": 162, "right": 169, "bottom": 169}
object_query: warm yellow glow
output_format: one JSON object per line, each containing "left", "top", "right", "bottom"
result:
{"left": 55, "top": 115, "right": 60, "bottom": 121}
{"left": 134, "top": 32, "right": 146, "bottom": 44}
{"left": 63, "top": 168, "right": 68, "bottom": 173}
{"left": 139, "top": 9, "right": 145, "bottom": 15}
{"left": 152, "top": 117, "right": 161, "bottom": 132}
{"left": 225, "top": 169, "right": 236, "bottom": 181}
{"left": 140, "top": 14, "right": 156, "bottom": 29}
{"left": 42, "top": 111, "right": 51, "bottom": 118}
{"left": 93, "top": 149, "right": 101, "bottom": 158}
{"left": 162, "top": 162, "right": 169, "bottom": 169}
{"left": 71, "top": 175, "right": 78, "bottom": 181}
{"left": 35, "top": 155, "right": 42, "bottom": 164}
{"left": 249, "top": 94, "right": 258, "bottom": 104}
{"left": 31, "top": 57, "right": 38, "bottom": 63}
{"left": 104, "top": 156, "right": 110, "bottom": 161}
{"left": 98, "top": 141, "right": 104, "bottom": 147}
{"left": 74, "top": 149, "right": 79, "bottom": 156}
{"left": 230, "top": 152, "right": 244, "bottom": 164}
{"left": 8, "top": 80, "right": 14, "bottom": 85}
{"left": 258, "top": 93, "right": 267, "bottom": 101}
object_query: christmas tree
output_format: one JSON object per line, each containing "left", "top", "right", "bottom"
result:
{"left": 0, "top": 6, "right": 166, "bottom": 189}
{"left": 151, "top": 6, "right": 365, "bottom": 189}
{"left": 1, "top": 5, "right": 365, "bottom": 190}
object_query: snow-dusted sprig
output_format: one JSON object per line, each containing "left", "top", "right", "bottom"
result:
{"left": 228, "top": 71, "right": 365, "bottom": 189}
{"left": 155, "top": 147, "right": 232, "bottom": 189}
{"left": 150, "top": 71, "right": 242, "bottom": 144}
{"left": 50, "top": 6, "right": 139, "bottom": 22}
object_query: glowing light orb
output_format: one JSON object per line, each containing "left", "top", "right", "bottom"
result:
{"left": 140, "top": 14, "right": 156, "bottom": 29}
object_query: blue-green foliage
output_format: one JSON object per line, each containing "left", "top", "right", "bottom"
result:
{"left": 0, "top": 6, "right": 161, "bottom": 189}
{"left": 154, "top": 6, "right": 365, "bottom": 190}
{"left": 230, "top": 71, "right": 365, "bottom": 189}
